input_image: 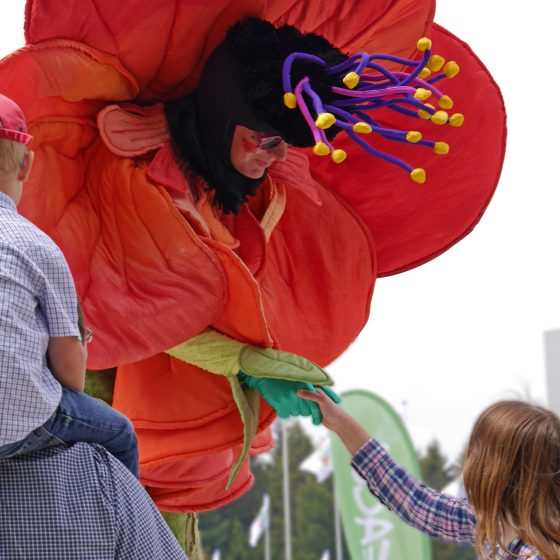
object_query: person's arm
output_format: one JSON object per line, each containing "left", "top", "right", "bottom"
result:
{"left": 298, "top": 388, "right": 476, "bottom": 544}
{"left": 351, "top": 438, "right": 476, "bottom": 544}
{"left": 297, "top": 387, "right": 370, "bottom": 453}
{"left": 33, "top": 245, "right": 84, "bottom": 390}
{"left": 47, "top": 336, "right": 86, "bottom": 391}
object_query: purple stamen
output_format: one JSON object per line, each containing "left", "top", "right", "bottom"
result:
{"left": 416, "top": 139, "right": 436, "bottom": 148}
{"left": 364, "top": 62, "right": 400, "bottom": 83}
{"left": 368, "top": 52, "right": 429, "bottom": 68}
{"left": 331, "top": 85, "right": 418, "bottom": 98}
{"left": 331, "top": 118, "right": 354, "bottom": 130}
{"left": 326, "top": 52, "right": 368, "bottom": 75}
{"left": 396, "top": 49, "right": 431, "bottom": 86}
{"left": 302, "top": 81, "right": 326, "bottom": 116}
{"left": 347, "top": 52, "right": 370, "bottom": 76}
{"left": 346, "top": 129, "right": 413, "bottom": 172}
{"left": 328, "top": 105, "right": 409, "bottom": 141}
{"left": 294, "top": 77, "right": 323, "bottom": 144}
{"left": 330, "top": 98, "right": 385, "bottom": 108}
{"left": 352, "top": 110, "right": 411, "bottom": 140}
{"left": 328, "top": 104, "right": 424, "bottom": 148}
{"left": 387, "top": 104, "right": 429, "bottom": 119}
{"left": 377, "top": 97, "right": 436, "bottom": 112}
{"left": 282, "top": 52, "right": 327, "bottom": 93}
{"left": 280, "top": 42, "right": 456, "bottom": 176}
{"left": 324, "top": 104, "right": 361, "bottom": 123}
{"left": 428, "top": 74, "right": 447, "bottom": 85}
{"left": 355, "top": 110, "right": 438, "bottom": 149}
{"left": 320, "top": 128, "right": 334, "bottom": 151}
{"left": 393, "top": 72, "right": 443, "bottom": 98}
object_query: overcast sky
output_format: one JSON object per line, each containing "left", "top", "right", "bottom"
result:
{"left": 2, "top": 1, "right": 558, "bottom": 462}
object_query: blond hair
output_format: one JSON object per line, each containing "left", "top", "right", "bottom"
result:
{"left": 0, "top": 138, "right": 26, "bottom": 176}
{"left": 463, "top": 400, "right": 560, "bottom": 559}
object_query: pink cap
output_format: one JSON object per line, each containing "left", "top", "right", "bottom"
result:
{"left": 0, "top": 94, "right": 32, "bottom": 145}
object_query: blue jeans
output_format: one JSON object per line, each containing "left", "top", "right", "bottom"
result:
{"left": 0, "top": 387, "right": 139, "bottom": 477}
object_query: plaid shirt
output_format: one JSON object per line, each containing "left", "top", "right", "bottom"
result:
{"left": 352, "top": 438, "right": 542, "bottom": 560}
{"left": 0, "top": 443, "right": 188, "bottom": 559}
{"left": 0, "top": 191, "right": 79, "bottom": 445}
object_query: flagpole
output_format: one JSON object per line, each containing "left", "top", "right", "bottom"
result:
{"left": 265, "top": 507, "right": 271, "bottom": 560}
{"left": 281, "top": 420, "right": 292, "bottom": 560}
{"left": 333, "top": 485, "right": 343, "bottom": 560}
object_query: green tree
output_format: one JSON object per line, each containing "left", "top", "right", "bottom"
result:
{"left": 419, "top": 440, "right": 455, "bottom": 491}
{"left": 199, "top": 420, "right": 350, "bottom": 559}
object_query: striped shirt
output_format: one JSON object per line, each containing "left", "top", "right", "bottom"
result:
{"left": 352, "top": 438, "right": 542, "bottom": 560}
{"left": 0, "top": 443, "right": 188, "bottom": 559}
{"left": 0, "top": 191, "right": 79, "bottom": 445}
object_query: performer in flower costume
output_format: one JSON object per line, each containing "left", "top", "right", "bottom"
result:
{"left": 0, "top": 0, "right": 505, "bottom": 512}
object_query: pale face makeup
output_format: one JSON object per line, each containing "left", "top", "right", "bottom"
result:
{"left": 230, "top": 125, "right": 288, "bottom": 179}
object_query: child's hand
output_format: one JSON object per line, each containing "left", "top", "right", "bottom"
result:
{"left": 297, "top": 387, "right": 347, "bottom": 432}
{"left": 298, "top": 388, "right": 371, "bottom": 455}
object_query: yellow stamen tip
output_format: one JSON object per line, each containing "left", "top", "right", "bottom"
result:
{"left": 283, "top": 92, "right": 297, "bottom": 109}
{"left": 352, "top": 122, "right": 372, "bottom": 134}
{"left": 417, "top": 37, "right": 432, "bottom": 51}
{"left": 313, "top": 142, "right": 331, "bottom": 156}
{"left": 331, "top": 149, "right": 347, "bottom": 163}
{"left": 431, "top": 110, "right": 449, "bottom": 125}
{"left": 417, "top": 103, "right": 435, "bottom": 120}
{"left": 438, "top": 95, "right": 454, "bottom": 109}
{"left": 315, "top": 112, "right": 336, "bottom": 130}
{"left": 414, "top": 88, "right": 431, "bottom": 101}
{"left": 411, "top": 168, "right": 426, "bottom": 184}
{"left": 406, "top": 131, "right": 422, "bottom": 143}
{"left": 419, "top": 67, "right": 431, "bottom": 80}
{"left": 434, "top": 142, "right": 449, "bottom": 155}
{"left": 428, "top": 54, "right": 445, "bottom": 72}
{"left": 343, "top": 71, "right": 360, "bottom": 89}
{"left": 443, "top": 61, "right": 460, "bottom": 78}
{"left": 449, "top": 113, "right": 465, "bottom": 127}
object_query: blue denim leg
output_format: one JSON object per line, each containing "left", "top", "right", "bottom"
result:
{"left": 43, "top": 387, "right": 139, "bottom": 478}
{"left": 0, "top": 423, "right": 65, "bottom": 460}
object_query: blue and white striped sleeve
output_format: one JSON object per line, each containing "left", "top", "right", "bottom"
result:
{"left": 33, "top": 245, "right": 80, "bottom": 338}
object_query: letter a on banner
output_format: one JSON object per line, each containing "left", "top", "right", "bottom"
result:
{"left": 329, "top": 390, "right": 433, "bottom": 560}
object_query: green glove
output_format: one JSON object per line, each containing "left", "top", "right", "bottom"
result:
{"left": 320, "top": 385, "right": 342, "bottom": 405}
{"left": 238, "top": 374, "right": 341, "bottom": 425}
{"left": 165, "top": 329, "right": 338, "bottom": 425}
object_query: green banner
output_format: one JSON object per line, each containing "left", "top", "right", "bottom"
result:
{"left": 330, "top": 390, "right": 432, "bottom": 560}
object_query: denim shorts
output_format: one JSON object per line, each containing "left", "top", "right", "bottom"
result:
{"left": 0, "top": 419, "right": 65, "bottom": 460}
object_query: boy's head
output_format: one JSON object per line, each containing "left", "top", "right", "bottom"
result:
{"left": 0, "top": 94, "right": 32, "bottom": 146}
{"left": 0, "top": 94, "right": 34, "bottom": 204}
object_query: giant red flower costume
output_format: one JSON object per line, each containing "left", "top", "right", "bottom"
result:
{"left": 0, "top": 0, "right": 505, "bottom": 511}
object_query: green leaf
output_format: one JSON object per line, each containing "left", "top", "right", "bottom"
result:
{"left": 239, "top": 347, "right": 333, "bottom": 385}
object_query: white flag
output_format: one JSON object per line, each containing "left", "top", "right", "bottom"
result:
{"left": 319, "top": 550, "right": 331, "bottom": 560}
{"left": 211, "top": 550, "right": 221, "bottom": 560}
{"left": 299, "top": 438, "right": 333, "bottom": 483}
{"left": 248, "top": 493, "right": 270, "bottom": 547}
